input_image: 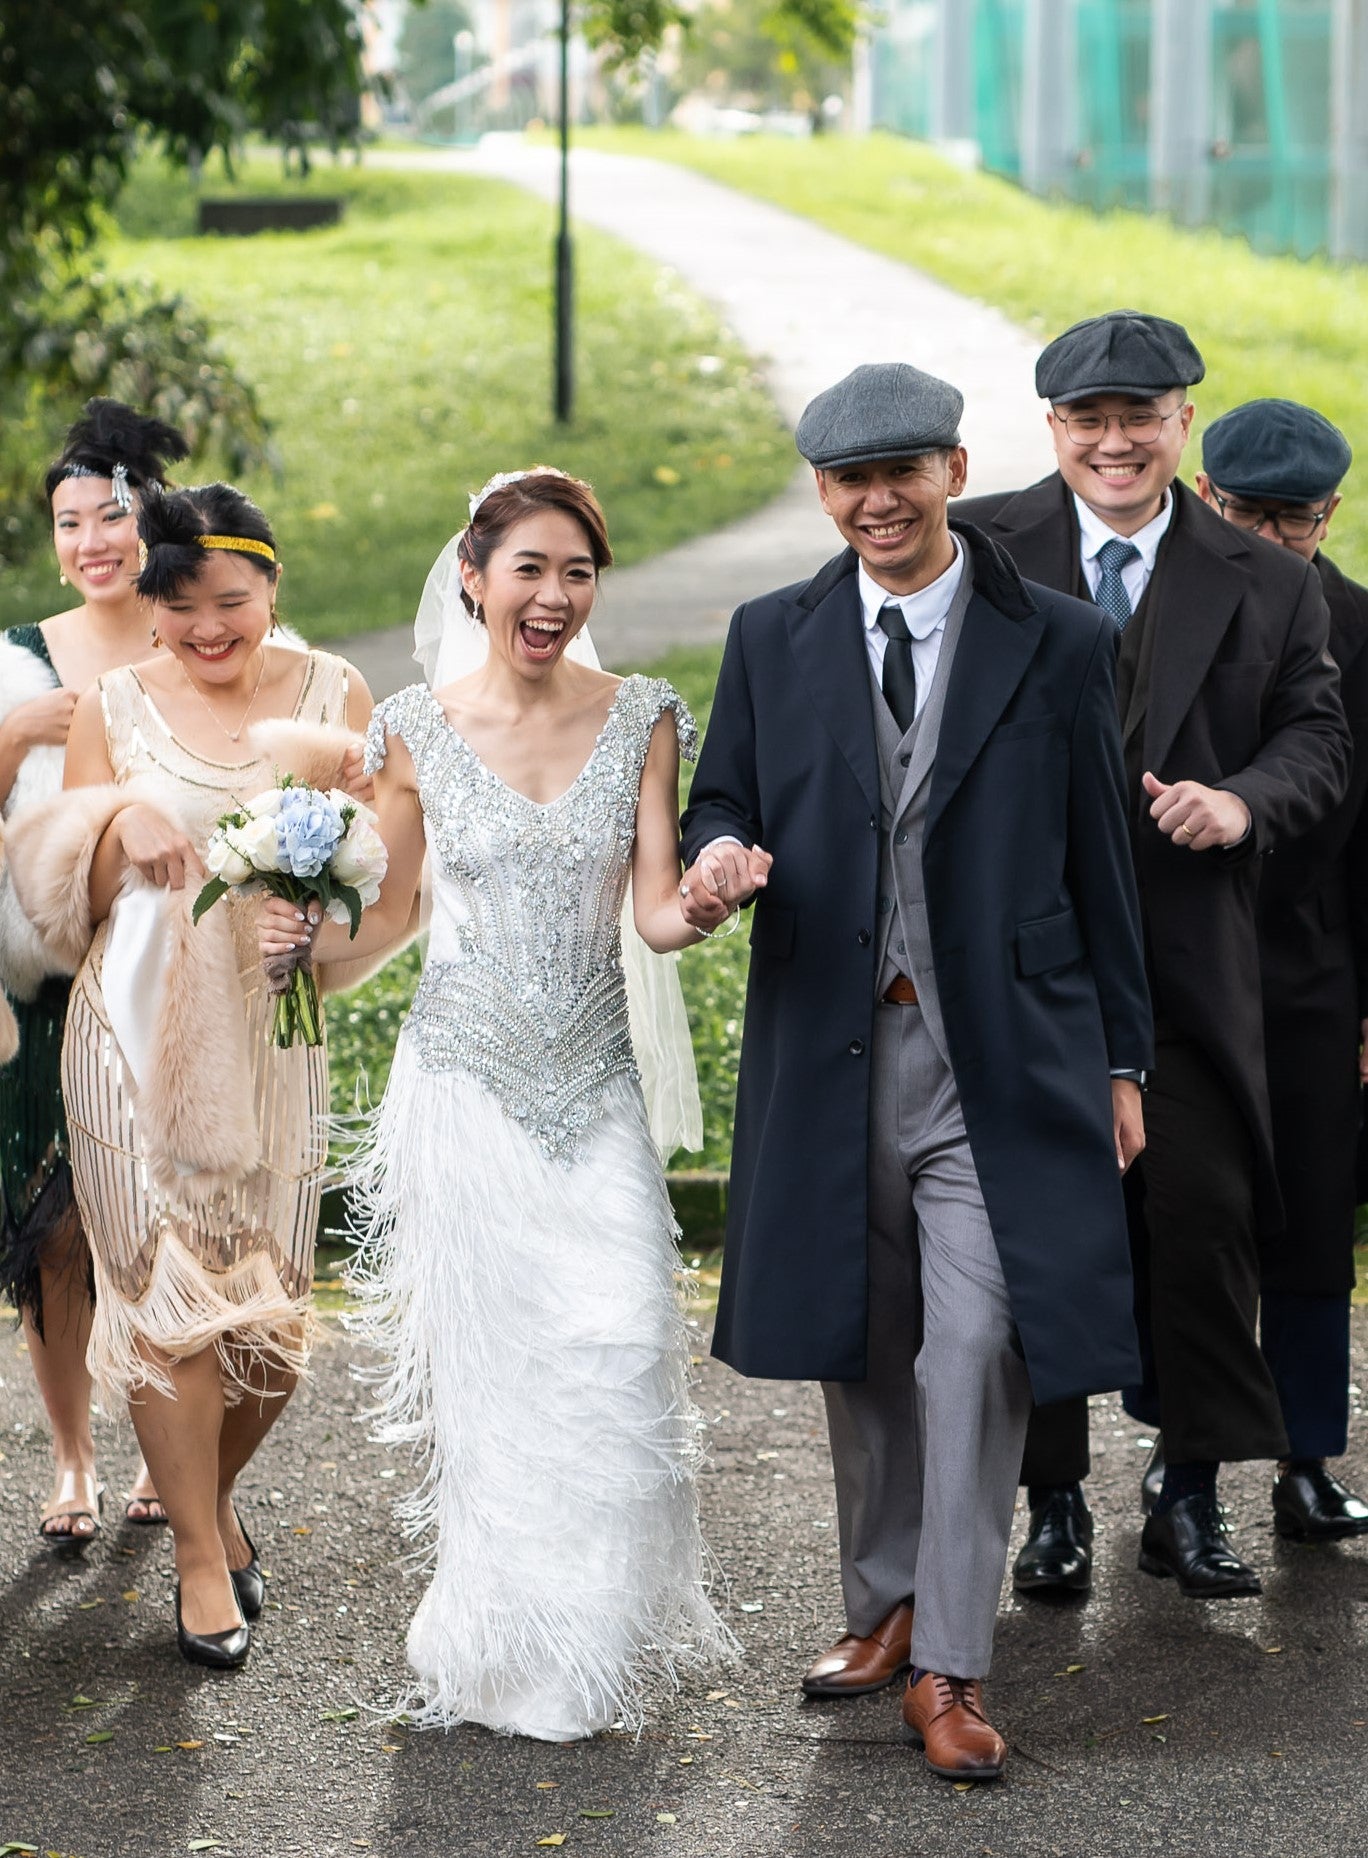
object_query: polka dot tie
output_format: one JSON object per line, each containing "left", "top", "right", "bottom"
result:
{"left": 1095, "top": 537, "right": 1141, "bottom": 630}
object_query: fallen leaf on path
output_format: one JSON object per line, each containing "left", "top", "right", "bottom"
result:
{"left": 321, "top": 1709, "right": 359, "bottom": 1723}
{"left": 76, "top": 1600, "right": 104, "bottom": 1611}
{"left": 67, "top": 1697, "right": 96, "bottom": 1710}
{"left": 738, "top": 1602, "right": 763, "bottom": 1614}
{"left": 293, "top": 1526, "right": 313, "bottom": 1536}
{"left": 953, "top": 1781, "right": 974, "bottom": 1792}
{"left": 1264, "top": 1646, "right": 1283, "bottom": 1655}
{"left": 535, "top": 1838, "right": 567, "bottom": 1849}
{"left": 580, "top": 1811, "right": 614, "bottom": 1819}
{"left": 656, "top": 1813, "right": 677, "bottom": 1824}
{"left": 0, "top": 1844, "right": 38, "bottom": 1855}
{"left": 85, "top": 1732, "right": 114, "bottom": 1745}
{"left": 677, "top": 1756, "right": 694, "bottom": 1766}
{"left": 535, "top": 1782, "right": 558, "bottom": 1791}
{"left": 1140, "top": 1715, "right": 1169, "bottom": 1725}
{"left": 122, "top": 1590, "right": 139, "bottom": 1604}
{"left": 187, "top": 1843, "right": 223, "bottom": 1852}
{"left": 706, "top": 1691, "right": 729, "bottom": 1702}
{"left": 175, "top": 1741, "right": 205, "bottom": 1751}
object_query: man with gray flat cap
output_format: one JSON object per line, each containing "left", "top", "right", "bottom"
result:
{"left": 1198, "top": 399, "right": 1368, "bottom": 1544}
{"left": 678, "top": 362, "right": 1151, "bottom": 1781}
{"left": 959, "top": 314, "right": 1352, "bottom": 1602}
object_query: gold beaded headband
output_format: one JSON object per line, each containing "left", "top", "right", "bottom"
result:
{"left": 197, "top": 534, "right": 276, "bottom": 562}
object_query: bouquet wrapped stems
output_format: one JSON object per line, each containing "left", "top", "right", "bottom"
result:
{"left": 262, "top": 946, "right": 323, "bottom": 1048}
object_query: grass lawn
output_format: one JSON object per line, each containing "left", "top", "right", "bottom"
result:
{"left": 2, "top": 152, "right": 792, "bottom": 637}
{"left": 572, "top": 127, "right": 1368, "bottom": 583}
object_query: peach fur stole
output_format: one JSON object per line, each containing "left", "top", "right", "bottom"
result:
{"left": 4, "top": 719, "right": 403, "bottom": 1203}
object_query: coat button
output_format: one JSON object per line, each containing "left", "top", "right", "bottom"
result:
{"left": 857, "top": 929, "right": 871, "bottom": 947}
{"left": 848, "top": 1039, "right": 865, "bottom": 1056}
{"left": 869, "top": 815, "right": 877, "bottom": 830}
{"left": 895, "top": 829, "right": 909, "bottom": 846}
{"left": 899, "top": 752, "right": 910, "bottom": 767}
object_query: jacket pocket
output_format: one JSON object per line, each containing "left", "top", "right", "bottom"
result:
{"left": 750, "top": 903, "right": 795, "bottom": 961}
{"left": 1016, "top": 906, "right": 1084, "bottom": 977}
{"left": 989, "top": 715, "right": 1060, "bottom": 742}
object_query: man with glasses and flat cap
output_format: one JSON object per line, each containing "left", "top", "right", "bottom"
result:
{"left": 678, "top": 361, "right": 1151, "bottom": 1782}
{"left": 1197, "top": 399, "right": 1368, "bottom": 1544}
{"left": 958, "top": 311, "right": 1351, "bottom": 1602}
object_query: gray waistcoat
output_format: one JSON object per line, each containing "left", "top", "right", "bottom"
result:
{"left": 872, "top": 557, "right": 975, "bottom": 1066}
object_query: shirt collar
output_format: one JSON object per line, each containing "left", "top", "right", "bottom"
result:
{"left": 1074, "top": 488, "right": 1174, "bottom": 573}
{"left": 858, "top": 533, "right": 965, "bottom": 640}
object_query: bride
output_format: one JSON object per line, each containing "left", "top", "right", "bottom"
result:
{"left": 259, "top": 467, "right": 749, "bottom": 1740}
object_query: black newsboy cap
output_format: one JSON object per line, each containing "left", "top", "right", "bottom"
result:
{"left": 1202, "top": 399, "right": 1352, "bottom": 503}
{"left": 796, "top": 362, "right": 963, "bottom": 469}
{"left": 1036, "top": 309, "right": 1205, "bottom": 404}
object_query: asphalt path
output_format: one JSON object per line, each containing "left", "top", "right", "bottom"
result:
{"left": 2, "top": 1309, "right": 1365, "bottom": 1858}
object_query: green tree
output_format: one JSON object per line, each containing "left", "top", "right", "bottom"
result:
{"left": 399, "top": 0, "right": 476, "bottom": 105}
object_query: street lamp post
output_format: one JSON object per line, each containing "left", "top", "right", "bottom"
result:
{"left": 554, "top": 0, "right": 574, "bottom": 422}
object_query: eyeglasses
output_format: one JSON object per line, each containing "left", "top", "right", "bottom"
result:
{"left": 1207, "top": 488, "right": 1333, "bottom": 542}
{"left": 1053, "top": 406, "right": 1183, "bottom": 444}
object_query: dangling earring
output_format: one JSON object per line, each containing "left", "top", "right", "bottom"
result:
{"left": 58, "top": 571, "right": 68, "bottom": 587}
{"left": 270, "top": 607, "right": 278, "bottom": 635}
{"left": 150, "top": 629, "right": 161, "bottom": 649}
{"left": 473, "top": 599, "right": 483, "bottom": 626}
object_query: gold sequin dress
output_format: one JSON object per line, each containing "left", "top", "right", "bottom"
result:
{"left": 63, "top": 654, "right": 348, "bottom": 1405}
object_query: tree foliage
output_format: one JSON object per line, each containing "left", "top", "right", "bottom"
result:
{"left": 583, "top": 0, "right": 865, "bottom": 72}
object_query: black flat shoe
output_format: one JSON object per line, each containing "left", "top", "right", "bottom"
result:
{"left": 1273, "top": 1463, "right": 1368, "bottom": 1542}
{"left": 1138, "top": 1493, "right": 1261, "bottom": 1597}
{"left": 1012, "top": 1484, "right": 1093, "bottom": 1594}
{"left": 175, "top": 1584, "right": 251, "bottom": 1669}
{"left": 228, "top": 1509, "right": 265, "bottom": 1621}
{"left": 1140, "top": 1436, "right": 1164, "bottom": 1516}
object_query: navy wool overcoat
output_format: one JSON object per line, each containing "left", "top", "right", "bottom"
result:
{"left": 681, "top": 524, "right": 1154, "bottom": 1406}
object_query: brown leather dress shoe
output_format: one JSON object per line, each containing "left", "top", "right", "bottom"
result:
{"left": 800, "top": 1599, "right": 914, "bottom": 1697}
{"left": 901, "top": 1671, "right": 1006, "bottom": 1781}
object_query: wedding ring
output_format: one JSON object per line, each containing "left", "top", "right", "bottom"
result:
{"left": 1180, "top": 823, "right": 1196, "bottom": 839}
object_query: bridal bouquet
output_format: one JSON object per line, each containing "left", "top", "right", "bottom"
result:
{"left": 193, "top": 778, "right": 387, "bottom": 1047}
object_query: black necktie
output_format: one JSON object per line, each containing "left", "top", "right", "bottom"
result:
{"left": 878, "top": 603, "right": 917, "bottom": 733}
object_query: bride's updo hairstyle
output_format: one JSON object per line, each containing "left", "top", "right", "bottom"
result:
{"left": 457, "top": 467, "right": 613, "bottom": 619}
{"left": 46, "top": 397, "right": 189, "bottom": 502}
{"left": 137, "top": 483, "right": 279, "bottom": 605}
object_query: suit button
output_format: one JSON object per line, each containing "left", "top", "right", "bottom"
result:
{"left": 895, "top": 829, "right": 909, "bottom": 846}
{"left": 880, "top": 894, "right": 894, "bottom": 913}
{"left": 899, "top": 753, "right": 910, "bottom": 767}
{"left": 848, "top": 1039, "right": 865, "bottom": 1056}
{"left": 869, "top": 815, "right": 877, "bottom": 830}
{"left": 857, "top": 930, "right": 871, "bottom": 947}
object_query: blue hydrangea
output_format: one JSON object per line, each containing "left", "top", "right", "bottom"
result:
{"left": 275, "top": 787, "right": 344, "bottom": 879}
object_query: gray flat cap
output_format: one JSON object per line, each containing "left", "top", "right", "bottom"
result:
{"left": 1202, "top": 398, "right": 1351, "bottom": 503}
{"left": 1036, "top": 310, "right": 1205, "bottom": 404}
{"left": 796, "top": 363, "right": 963, "bottom": 469}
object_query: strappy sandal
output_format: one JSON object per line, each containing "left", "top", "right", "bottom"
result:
{"left": 124, "top": 1491, "right": 168, "bottom": 1526}
{"left": 38, "top": 1470, "right": 104, "bottom": 1552}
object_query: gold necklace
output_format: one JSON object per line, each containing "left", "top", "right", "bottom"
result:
{"left": 179, "top": 648, "right": 268, "bottom": 744}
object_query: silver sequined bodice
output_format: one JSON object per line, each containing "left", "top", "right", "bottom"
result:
{"left": 366, "top": 677, "right": 698, "bottom": 1161}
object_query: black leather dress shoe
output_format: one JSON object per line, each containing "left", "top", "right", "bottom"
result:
{"left": 1140, "top": 1437, "right": 1164, "bottom": 1516}
{"left": 1137, "top": 1493, "right": 1261, "bottom": 1597}
{"left": 176, "top": 1585, "right": 251, "bottom": 1669}
{"left": 1013, "top": 1485, "right": 1093, "bottom": 1594}
{"left": 1273, "top": 1463, "right": 1368, "bottom": 1542}
{"left": 228, "top": 1509, "right": 265, "bottom": 1621}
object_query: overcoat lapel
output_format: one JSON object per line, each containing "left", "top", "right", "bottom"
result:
{"left": 784, "top": 551, "right": 880, "bottom": 818}
{"left": 978, "top": 474, "right": 1080, "bottom": 592}
{"left": 1141, "top": 485, "right": 1246, "bottom": 774}
{"left": 925, "top": 590, "right": 1045, "bottom": 841}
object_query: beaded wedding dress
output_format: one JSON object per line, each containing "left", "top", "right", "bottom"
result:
{"left": 350, "top": 674, "right": 733, "bottom": 1741}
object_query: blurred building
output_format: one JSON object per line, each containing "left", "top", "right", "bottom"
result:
{"left": 868, "top": 1, "right": 1368, "bottom": 260}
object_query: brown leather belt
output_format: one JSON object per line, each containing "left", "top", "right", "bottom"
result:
{"left": 882, "top": 974, "right": 919, "bottom": 1005}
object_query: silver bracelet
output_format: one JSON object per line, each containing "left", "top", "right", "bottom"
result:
{"left": 696, "top": 907, "right": 742, "bottom": 941}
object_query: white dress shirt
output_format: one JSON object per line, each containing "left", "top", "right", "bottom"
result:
{"left": 1074, "top": 490, "right": 1173, "bottom": 613}
{"left": 858, "top": 534, "right": 966, "bottom": 721}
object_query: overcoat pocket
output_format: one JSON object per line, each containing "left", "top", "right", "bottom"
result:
{"left": 1016, "top": 906, "right": 1084, "bottom": 977}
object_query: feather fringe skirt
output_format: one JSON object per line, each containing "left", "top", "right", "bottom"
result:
{"left": 345, "top": 1038, "right": 736, "bottom": 1741}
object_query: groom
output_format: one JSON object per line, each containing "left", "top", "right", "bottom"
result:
{"left": 680, "top": 363, "right": 1152, "bottom": 1781}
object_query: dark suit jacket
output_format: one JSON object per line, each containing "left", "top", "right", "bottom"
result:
{"left": 1258, "top": 552, "right": 1368, "bottom": 1292}
{"left": 682, "top": 523, "right": 1152, "bottom": 1405}
{"left": 957, "top": 474, "right": 1351, "bottom": 1224}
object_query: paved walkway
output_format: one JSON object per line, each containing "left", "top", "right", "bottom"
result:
{"left": 346, "top": 140, "right": 1055, "bottom": 692}
{"left": 2, "top": 1314, "right": 1365, "bottom": 1857}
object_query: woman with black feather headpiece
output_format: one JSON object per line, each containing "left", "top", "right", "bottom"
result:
{"left": 0, "top": 398, "right": 188, "bottom": 1549}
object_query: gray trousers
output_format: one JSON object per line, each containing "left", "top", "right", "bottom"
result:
{"left": 821, "top": 1000, "right": 1033, "bottom": 1679}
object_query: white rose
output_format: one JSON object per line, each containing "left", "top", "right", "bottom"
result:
{"left": 204, "top": 834, "right": 253, "bottom": 887}
{"left": 229, "top": 814, "right": 284, "bottom": 872}
{"left": 245, "top": 788, "right": 285, "bottom": 819}
{"left": 331, "top": 817, "right": 387, "bottom": 888}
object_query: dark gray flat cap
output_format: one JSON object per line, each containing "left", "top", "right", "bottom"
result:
{"left": 796, "top": 363, "right": 963, "bottom": 469}
{"left": 1036, "top": 309, "right": 1205, "bottom": 404}
{"left": 1202, "top": 398, "right": 1351, "bottom": 503}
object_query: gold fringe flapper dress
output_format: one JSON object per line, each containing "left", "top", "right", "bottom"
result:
{"left": 62, "top": 657, "right": 348, "bottom": 1407}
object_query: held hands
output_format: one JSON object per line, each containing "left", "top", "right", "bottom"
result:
{"left": 115, "top": 804, "right": 205, "bottom": 891}
{"left": 678, "top": 841, "right": 774, "bottom": 932}
{"left": 258, "top": 895, "right": 322, "bottom": 961}
{"left": 1142, "top": 771, "right": 1251, "bottom": 851}
{"left": 1111, "top": 1078, "right": 1145, "bottom": 1174}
